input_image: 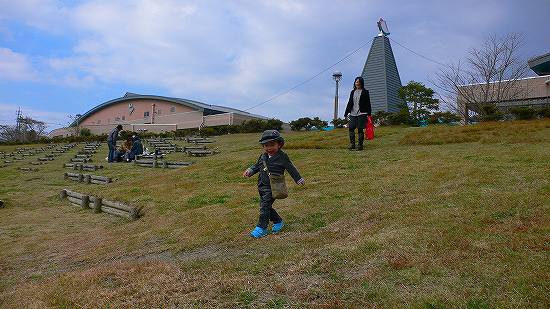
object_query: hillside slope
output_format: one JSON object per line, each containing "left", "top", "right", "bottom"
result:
{"left": 0, "top": 121, "right": 549, "bottom": 308}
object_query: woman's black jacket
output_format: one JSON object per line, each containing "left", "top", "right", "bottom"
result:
{"left": 344, "top": 89, "right": 372, "bottom": 117}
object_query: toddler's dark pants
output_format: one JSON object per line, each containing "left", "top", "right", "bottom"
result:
{"left": 257, "top": 186, "right": 282, "bottom": 229}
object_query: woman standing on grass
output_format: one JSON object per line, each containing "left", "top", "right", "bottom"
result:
{"left": 344, "top": 77, "right": 372, "bottom": 151}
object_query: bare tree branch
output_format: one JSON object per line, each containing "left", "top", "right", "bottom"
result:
{"left": 435, "top": 33, "right": 528, "bottom": 123}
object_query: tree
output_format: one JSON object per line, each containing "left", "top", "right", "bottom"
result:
{"left": 435, "top": 33, "right": 528, "bottom": 123}
{"left": 289, "top": 117, "right": 312, "bottom": 131}
{"left": 0, "top": 116, "right": 46, "bottom": 142}
{"left": 289, "top": 117, "right": 328, "bottom": 131}
{"left": 309, "top": 117, "right": 328, "bottom": 129}
{"left": 68, "top": 114, "right": 82, "bottom": 136}
{"left": 331, "top": 118, "right": 347, "bottom": 128}
{"left": 398, "top": 81, "right": 439, "bottom": 122}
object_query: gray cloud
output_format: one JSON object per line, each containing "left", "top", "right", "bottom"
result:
{"left": 0, "top": 0, "right": 548, "bottom": 123}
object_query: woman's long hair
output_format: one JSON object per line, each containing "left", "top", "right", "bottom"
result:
{"left": 353, "top": 76, "right": 366, "bottom": 91}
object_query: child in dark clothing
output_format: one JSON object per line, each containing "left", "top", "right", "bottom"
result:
{"left": 243, "top": 130, "right": 305, "bottom": 238}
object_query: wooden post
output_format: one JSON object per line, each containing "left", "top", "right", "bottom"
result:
{"left": 64, "top": 172, "right": 68, "bottom": 180}
{"left": 93, "top": 197, "right": 102, "bottom": 213}
{"left": 77, "top": 173, "right": 84, "bottom": 182}
{"left": 80, "top": 195, "right": 89, "bottom": 209}
{"left": 84, "top": 174, "right": 91, "bottom": 184}
{"left": 59, "top": 189, "right": 67, "bottom": 199}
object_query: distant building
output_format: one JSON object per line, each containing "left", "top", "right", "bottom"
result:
{"left": 528, "top": 52, "right": 550, "bottom": 76}
{"left": 49, "top": 93, "right": 266, "bottom": 137}
{"left": 360, "top": 18, "right": 405, "bottom": 114}
{"left": 458, "top": 52, "right": 550, "bottom": 121}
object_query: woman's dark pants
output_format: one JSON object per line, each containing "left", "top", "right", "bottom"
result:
{"left": 257, "top": 187, "right": 282, "bottom": 229}
{"left": 348, "top": 115, "right": 367, "bottom": 147}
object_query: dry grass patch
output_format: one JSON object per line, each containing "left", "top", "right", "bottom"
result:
{"left": 400, "top": 119, "right": 550, "bottom": 145}
{"left": 1, "top": 123, "right": 549, "bottom": 307}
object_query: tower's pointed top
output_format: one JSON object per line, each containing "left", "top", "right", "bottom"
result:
{"left": 377, "top": 18, "right": 390, "bottom": 36}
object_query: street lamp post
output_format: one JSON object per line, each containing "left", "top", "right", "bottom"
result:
{"left": 332, "top": 71, "right": 343, "bottom": 122}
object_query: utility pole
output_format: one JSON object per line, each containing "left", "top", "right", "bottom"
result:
{"left": 332, "top": 71, "right": 342, "bottom": 122}
{"left": 15, "top": 107, "right": 22, "bottom": 141}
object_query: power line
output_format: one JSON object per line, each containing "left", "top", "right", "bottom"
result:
{"left": 244, "top": 38, "right": 375, "bottom": 111}
{"left": 388, "top": 37, "right": 447, "bottom": 67}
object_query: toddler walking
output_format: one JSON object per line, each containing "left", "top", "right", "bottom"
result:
{"left": 243, "top": 130, "right": 305, "bottom": 238}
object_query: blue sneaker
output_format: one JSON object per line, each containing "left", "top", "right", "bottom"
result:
{"left": 272, "top": 221, "right": 284, "bottom": 234}
{"left": 250, "top": 226, "right": 269, "bottom": 238}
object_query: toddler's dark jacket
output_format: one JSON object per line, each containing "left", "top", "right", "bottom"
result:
{"left": 247, "top": 150, "right": 302, "bottom": 188}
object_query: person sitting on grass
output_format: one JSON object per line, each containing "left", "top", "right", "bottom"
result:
{"left": 114, "top": 145, "right": 126, "bottom": 162}
{"left": 243, "top": 130, "right": 305, "bottom": 238}
{"left": 126, "top": 135, "right": 143, "bottom": 162}
{"left": 122, "top": 137, "right": 133, "bottom": 162}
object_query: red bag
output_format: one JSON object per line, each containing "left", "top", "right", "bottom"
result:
{"left": 365, "top": 116, "right": 374, "bottom": 140}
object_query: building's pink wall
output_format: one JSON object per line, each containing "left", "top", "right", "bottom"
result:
{"left": 53, "top": 97, "right": 267, "bottom": 136}
{"left": 80, "top": 99, "right": 195, "bottom": 126}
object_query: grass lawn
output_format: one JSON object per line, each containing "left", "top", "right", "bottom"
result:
{"left": 0, "top": 120, "right": 548, "bottom": 308}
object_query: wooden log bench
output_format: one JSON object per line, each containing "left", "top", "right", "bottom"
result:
{"left": 64, "top": 172, "right": 112, "bottom": 185}
{"left": 71, "top": 158, "right": 91, "bottom": 163}
{"left": 162, "top": 161, "right": 193, "bottom": 168}
{"left": 78, "top": 150, "right": 96, "bottom": 155}
{"left": 135, "top": 154, "right": 165, "bottom": 160}
{"left": 189, "top": 140, "right": 213, "bottom": 144}
{"left": 30, "top": 161, "right": 47, "bottom": 165}
{"left": 75, "top": 154, "right": 92, "bottom": 159}
{"left": 60, "top": 189, "right": 141, "bottom": 220}
{"left": 155, "top": 145, "right": 177, "bottom": 150}
{"left": 20, "top": 167, "right": 37, "bottom": 172}
{"left": 186, "top": 149, "right": 219, "bottom": 157}
{"left": 87, "top": 175, "right": 111, "bottom": 185}
{"left": 38, "top": 157, "right": 54, "bottom": 161}
{"left": 64, "top": 163, "right": 103, "bottom": 171}
{"left": 133, "top": 159, "right": 159, "bottom": 168}
{"left": 183, "top": 145, "right": 207, "bottom": 152}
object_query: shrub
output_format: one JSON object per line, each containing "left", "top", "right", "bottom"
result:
{"left": 79, "top": 127, "right": 92, "bottom": 136}
{"left": 372, "top": 111, "right": 393, "bottom": 126}
{"left": 331, "top": 118, "right": 347, "bottom": 128}
{"left": 289, "top": 117, "right": 312, "bottom": 131}
{"left": 480, "top": 104, "right": 503, "bottom": 122}
{"left": 0, "top": 118, "right": 284, "bottom": 145}
{"left": 373, "top": 110, "right": 410, "bottom": 126}
{"left": 289, "top": 117, "right": 328, "bottom": 131}
{"left": 429, "top": 112, "right": 462, "bottom": 124}
{"left": 509, "top": 106, "right": 537, "bottom": 120}
{"left": 174, "top": 118, "right": 283, "bottom": 137}
{"left": 537, "top": 107, "right": 550, "bottom": 118}
{"left": 310, "top": 117, "right": 328, "bottom": 130}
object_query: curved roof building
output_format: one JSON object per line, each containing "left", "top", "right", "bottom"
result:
{"left": 51, "top": 93, "right": 265, "bottom": 137}
{"left": 528, "top": 52, "right": 550, "bottom": 76}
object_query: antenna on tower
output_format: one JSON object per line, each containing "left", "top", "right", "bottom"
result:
{"left": 377, "top": 18, "right": 390, "bottom": 36}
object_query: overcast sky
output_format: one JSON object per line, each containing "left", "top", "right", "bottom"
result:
{"left": 0, "top": 0, "right": 548, "bottom": 130}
